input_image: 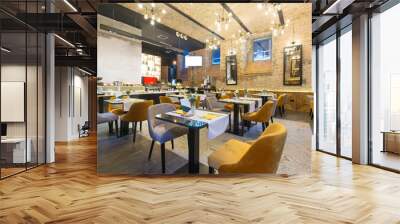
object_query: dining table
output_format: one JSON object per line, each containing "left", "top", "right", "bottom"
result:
{"left": 253, "top": 92, "right": 275, "bottom": 105}
{"left": 218, "top": 98, "right": 256, "bottom": 135}
{"left": 156, "top": 109, "right": 229, "bottom": 174}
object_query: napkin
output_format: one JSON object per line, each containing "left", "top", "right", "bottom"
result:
{"left": 200, "top": 113, "right": 221, "bottom": 120}
{"left": 175, "top": 110, "right": 186, "bottom": 115}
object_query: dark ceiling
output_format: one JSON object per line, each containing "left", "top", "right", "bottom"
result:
{"left": 1, "top": 0, "right": 397, "bottom": 75}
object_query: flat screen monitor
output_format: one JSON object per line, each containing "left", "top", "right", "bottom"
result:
{"left": 185, "top": 56, "right": 202, "bottom": 68}
{"left": 1, "top": 123, "right": 7, "bottom": 137}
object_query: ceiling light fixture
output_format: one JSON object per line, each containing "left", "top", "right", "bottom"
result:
{"left": 1, "top": 47, "right": 11, "bottom": 53}
{"left": 176, "top": 31, "right": 188, "bottom": 40}
{"left": 139, "top": 3, "right": 166, "bottom": 26}
{"left": 235, "top": 30, "right": 251, "bottom": 43}
{"left": 215, "top": 8, "right": 232, "bottom": 32}
{"left": 63, "top": 0, "right": 78, "bottom": 12}
{"left": 54, "top": 34, "right": 75, "bottom": 48}
{"left": 206, "top": 37, "right": 220, "bottom": 50}
{"left": 264, "top": 4, "right": 289, "bottom": 37}
{"left": 78, "top": 67, "right": 92, "bottom": 76}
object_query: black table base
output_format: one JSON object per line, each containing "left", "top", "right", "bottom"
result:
{"left": 187, "top": 127, "right": 200, "bottom": 174}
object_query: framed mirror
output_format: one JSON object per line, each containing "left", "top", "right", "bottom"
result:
{"left": 283, "top": 45, "right": 302, "bottom": 85}
{"left": 226, "top": 55, "right": 237, "bottom": 85}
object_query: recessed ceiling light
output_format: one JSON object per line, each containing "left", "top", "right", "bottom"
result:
{"left": 1, "top": 47, "right": 11, "bottom": 53}
{"left": 54, "top": 34, "right": 75, "bottom": 48}
{"left": 63, "top": 0, "right": 78, "bottom": 12}
{"left": 157, "top": 34, "right": 168, "bottom": 40}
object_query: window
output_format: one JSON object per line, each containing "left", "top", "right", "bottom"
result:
{"left": 317, "top": 35, "right": 337, "bottom": 155}
{"left": 253, "top": 37, "right": 272, "bottom": 61}
{"left": 211, "top": 48, "right": 220, "bottom": 65}
{"left": 370, "top": 3, "right": 400, "bottom": 171}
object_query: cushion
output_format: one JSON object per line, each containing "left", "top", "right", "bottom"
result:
{"left": 97, "top": 112, "right": 118, "bottom": 124}
{"left": 208, "top": 139, "right": 250, "bottom": 169}
{"left": 152, "top": 123, "right": 188, "bottom": 143}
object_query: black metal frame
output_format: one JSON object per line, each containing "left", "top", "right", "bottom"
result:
{"left": 315, "top": 23, "right": 352, "bottom": 161}
{"left": 0, "top": 0, "right": 47, "bottom": 180}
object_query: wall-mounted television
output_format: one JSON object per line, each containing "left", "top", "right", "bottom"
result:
{"left": 185, "top": 55, "right": 202, "bottom": 68}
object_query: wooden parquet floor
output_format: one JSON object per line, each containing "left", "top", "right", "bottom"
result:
{"left": 1, "top": 135, "right": 400, "bottom": 223}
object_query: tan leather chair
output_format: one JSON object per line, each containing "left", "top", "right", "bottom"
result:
{"left": 220, "top": 94, "right": 234, "bottom": 111}
{"left": 107, "top": 96, "right": 117, "bottom": 112}
{"left": 159, "top": 96, "right": 180, "bottom": 109}
{"left": 208, "top": 122, "right": 287, "bottom": 174}
{"left": 241, "top": 101, "right": 274, "bottom": 133}
{"left": 238, "top": 89, "right": 245, "bottom": 97}
{"left": 121, "top": 100, "right": 154, "bottom": 142}
{"left": 277, "top": 94, "right": 287, "bottom": 117}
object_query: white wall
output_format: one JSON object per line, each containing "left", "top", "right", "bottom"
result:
{"left": 97, "top": 26, "right": 142, "bottom": 84}
{"left": 54, "top": 67, "right": 89, "bottom": 141}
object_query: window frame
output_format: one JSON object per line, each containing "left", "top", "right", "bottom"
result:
{"left": 211, "top": 47, "right": 220, "bottom": 65}
{"left": 252, "top": 37, "right": 272, "bottom": 62}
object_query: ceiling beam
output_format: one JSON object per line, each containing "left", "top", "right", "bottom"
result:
{"left": 164, "top": 3, "right": 225, "bottom": 40}
{"left": 220, "top": 3, "right": 252, "bottom": 34}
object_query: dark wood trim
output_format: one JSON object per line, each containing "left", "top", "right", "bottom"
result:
{"left": 220, "top": 3, "right": 252, "bottom": 33}
{"left": 164, "top": 3, "right": 225, "bottom": 40}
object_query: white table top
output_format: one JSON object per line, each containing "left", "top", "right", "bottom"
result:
{"left": 167, "top": 110, "right": 229, "bottom": 139}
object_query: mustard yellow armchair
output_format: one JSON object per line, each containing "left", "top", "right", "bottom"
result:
{"left": 159, "top": 96, "right": 180, "bottom": 109}
{"left": 121, "top": 100, "right": 154, "bottom": 142}
{"left": 219, "top": 94, "right": 234, "bottom": 111}
{"left": 241, "top": 101, "right": 274, "bottom": 133}
{"left": 107, "top": 96, "right": 117, "bottom": 112}
{"left": 208, "top": 122, "right": 287, "bottom": 174}
{"left": 277, "top": 94, "right": 287, "bottom": 117}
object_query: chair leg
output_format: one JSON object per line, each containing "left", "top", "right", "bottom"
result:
{"left": 115, "top": 120, "right": 119, "bottom": 137}
{"left": 108, "top": 121, "right": 113, "bottom": 135}
{"left": 148, "top": 140, "right": 155, "bottom": 160}
{"left": 228, "top": 113, "right": 232, "bottom": 131}
{"left": 140, "top": 121, "right": 142, "bottom": 131}
{"left": 171, "top": 139, "right": 174, "bottom": 149}
{"left": 271, "top": 117, "right": 274, "bottom": 123}
{"left": 161, "top": 143, "right": 166, "bottom": 173}
{"left": 133, "top": 122, "right": 137, "bottom": 142}
{"left": 265, "top": 122, "right": 269, "bottom": 128}
{"left": 209, "top": 166, "right": 215, "bottom": 174}
{"left": 279, "top": 107, "right": 283, "bottom": 117}
{"left": 262, "top": 122, "right": 265, "bottom": 131}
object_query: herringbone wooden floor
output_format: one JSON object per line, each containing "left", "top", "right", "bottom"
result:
{"left": 1, "top": 135, "right": 400, "bottom": 223}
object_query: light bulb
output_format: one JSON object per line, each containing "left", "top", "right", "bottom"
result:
{"left": 157, "top": 17, "right": 161, "bottom": 23}
{"left": 138, "top": 3, "right": 143, "bottom": 9}
{"left": 151, "top": 15, "right": 155, "bottom": 20}
{"left": 162, "top": 9, "right": 166, "bottom": 14}
{"left": 151, "top": 3, "right": 155, "bottom": 7}
{"left": 144, "top": 14, "right": 148, "bottom": 20}
{"left": 150, "top": 20, "right": 155, "bottom": 26}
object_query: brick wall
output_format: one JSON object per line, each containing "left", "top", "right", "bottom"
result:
{"left": 180, "top": 4, "right": 312, "bottom": 92}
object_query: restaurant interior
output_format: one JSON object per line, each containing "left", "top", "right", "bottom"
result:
{"left": 96, "top": 3, "right": 313, "bottom": 175}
